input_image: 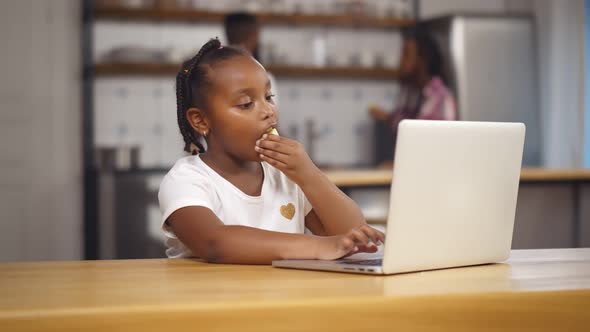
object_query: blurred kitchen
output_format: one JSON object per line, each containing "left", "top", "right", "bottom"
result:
{"left": 1, "top": 0, "right": 589, "bottom": 262}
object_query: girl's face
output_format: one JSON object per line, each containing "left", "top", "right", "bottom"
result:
{"left": 201, "top": 56, "right": 277, "bottom": 161}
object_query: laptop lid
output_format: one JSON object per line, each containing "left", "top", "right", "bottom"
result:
{"left": 381, "top": 120, "right": 525, "bottom": 274}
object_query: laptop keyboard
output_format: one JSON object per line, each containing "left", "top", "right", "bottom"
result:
{"left": 338, "top": 259, "right": 383, "bottom": 266}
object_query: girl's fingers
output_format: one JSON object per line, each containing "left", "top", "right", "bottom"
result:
{"left": 260, "top": 134, "right": 298, "bottom": 147}
{"left": 255, "top": 145, "right": 289, "bottom": 164}
{"left": 337, "top": 237, "right": 357, "bottom": 258}
{"left": 349, "top": 229, "right": 370, "bottom": 247}
{"left": 378, "top": 231, "right": 386, "bottom": 244}
{"left": 257, "top": 135, "right": 297, "bottom": 154}
{"left": 259, "top": 153, "right": 288, "bottom": 169}
{"left": 360, "top": 225, "right": 385, "bottom": 245}
{"left": 358, "top": 226, "right": 378, "bottom": 244}
{"left": 257, "top": 140, "right": 288, "bottom": 155}
{"left": 261, "top": 133, "right": 291, "bottom": 143}
{"left": 354, "top": 242, "right": 378, "bottom": 253}
{"left": 358, "top": 244, "right": 379, "bottom": 253}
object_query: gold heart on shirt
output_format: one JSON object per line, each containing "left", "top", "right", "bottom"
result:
{"left": 280, "top": 203, "right": 295, "bottom": 220}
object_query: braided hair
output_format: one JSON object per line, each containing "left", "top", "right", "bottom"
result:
{"left": 175, "top": 38, "right": 248, "bottom": 154}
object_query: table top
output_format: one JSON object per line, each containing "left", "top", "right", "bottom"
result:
{"left": 1, "top": 248, "right": 589, "bottom": 331}
{"left": 323, "top": 168, "right": 590, "bottom": 187}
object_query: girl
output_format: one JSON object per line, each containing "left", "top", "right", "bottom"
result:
{"left": 159, "top": 38, "right": 385, "bottom": 264}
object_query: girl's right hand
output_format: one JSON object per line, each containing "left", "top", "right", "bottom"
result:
{"left": 315, "top": 225, "right": 385, "bottom": 260}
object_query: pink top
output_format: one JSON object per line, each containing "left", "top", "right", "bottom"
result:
{"left": 389, "top": 76, "right": 458, "bottom": 128}
{"left": 417, "top": 76, "right": 457, "bottom": 120}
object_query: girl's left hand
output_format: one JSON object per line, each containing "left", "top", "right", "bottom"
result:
{"left": 255, "top": 134, "right": 319, "bottom": 185}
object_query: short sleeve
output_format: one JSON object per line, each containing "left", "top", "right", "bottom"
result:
{"left": 158, "top": 174, "right": 215, "bottom": 238}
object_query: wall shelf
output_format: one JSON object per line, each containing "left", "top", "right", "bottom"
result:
{"left": 94, "top": 5, "right": 415, "bottom": 29}
{"left": 93, "top": 62, "right": 401, "bottom": 80}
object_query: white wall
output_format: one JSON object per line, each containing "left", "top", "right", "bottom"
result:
{"left": 532, "top": 0, "right": 586, "bottom": 167}
{"left": 0, "top": 0, "right": 82, "bottom": 261}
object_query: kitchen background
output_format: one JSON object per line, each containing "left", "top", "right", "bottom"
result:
{"left": 1, "top": 0, "right": 589, "bottom": 261}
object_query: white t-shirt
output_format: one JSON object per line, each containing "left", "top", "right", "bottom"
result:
{"left": 158, "top": 155, "right": 312, "bottom": 258}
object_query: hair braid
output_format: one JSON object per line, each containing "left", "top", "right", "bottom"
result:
{"left": 175, "top": 73, "right": 202, "bottom": 154}
{"left": 174, "top": 38, "right": 248, "bottom": 154}
{"left": 175, "top": 38, "right": 221, "bottom": 154}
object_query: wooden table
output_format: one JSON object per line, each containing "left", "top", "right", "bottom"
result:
{"left": 1, "top": 249, "right": 589, "bottom": 331}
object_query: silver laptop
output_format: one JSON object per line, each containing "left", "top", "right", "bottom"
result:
{"left": 273, "top": 120, "right": 525, "bottom": 275}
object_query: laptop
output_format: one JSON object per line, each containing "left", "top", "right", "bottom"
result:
{"left": 273, "top": 120, "right": 526, "bottom": 275}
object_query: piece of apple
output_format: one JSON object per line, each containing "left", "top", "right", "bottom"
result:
{"left": 266, "top": 127, "right": 279, "bottom": 136}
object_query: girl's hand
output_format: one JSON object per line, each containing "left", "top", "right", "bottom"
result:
{"left": 255, "top": 134, "right": 319, "bottom": 185}
{"left": 314, "top": 225, "right": 386, "bottom": 260}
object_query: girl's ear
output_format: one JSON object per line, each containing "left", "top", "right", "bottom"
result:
{"left": 186, "top": 107, "right": 210, "bottom": 136}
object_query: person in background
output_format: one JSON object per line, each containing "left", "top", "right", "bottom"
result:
{"left": 224, "top": 12, "right": 279, "bottom": 105}
{"left": 369, "top": 26, "right": 457, "bottom": 166}
{"left": 158, "top": 38, "right": 385, "bottom": 264}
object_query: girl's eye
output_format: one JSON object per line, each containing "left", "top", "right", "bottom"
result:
{"left": 238, "top": 101, "right": 254, "bottom": 110}
{"left": 266, "top": 94, "right": 275, "bottom": 103}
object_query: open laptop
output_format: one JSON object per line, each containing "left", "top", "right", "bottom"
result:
{"left": 273, "top": 120, "right": 526, "bottom": 275}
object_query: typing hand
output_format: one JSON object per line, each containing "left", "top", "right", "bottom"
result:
{"left": 315, "top": 224, "right": 386, "bottom": 260}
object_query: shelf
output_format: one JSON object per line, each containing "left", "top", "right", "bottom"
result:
{"left": 267, "top": 65, "right": 401, "bottom": 80}
{"left": 94, "top": 5, "right": 415, "bottom": 29}
{"left": 93, "top": 62, "right": 401, "bottom": 80}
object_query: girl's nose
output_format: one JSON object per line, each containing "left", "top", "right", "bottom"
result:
{"left": 261, "top": 102, "right": 276, "bottom": 120}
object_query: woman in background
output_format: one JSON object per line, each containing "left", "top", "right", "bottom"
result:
{"left": 369, "top": 26, "right": 457, "bottom": 166}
